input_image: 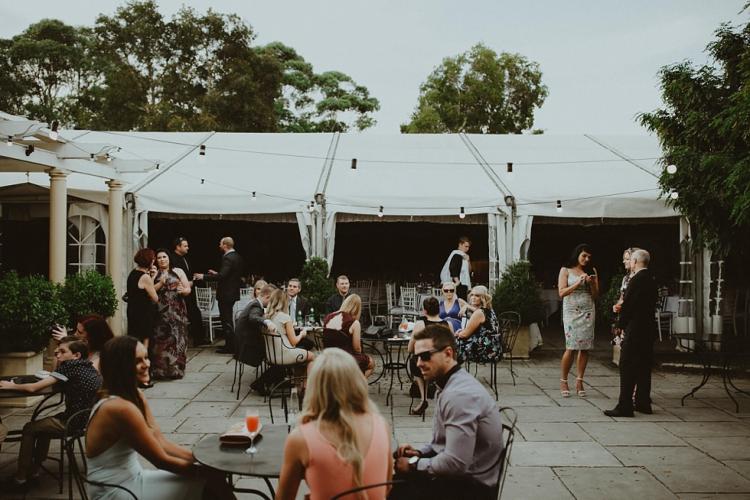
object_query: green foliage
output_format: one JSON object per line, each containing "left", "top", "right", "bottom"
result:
{"left": 0, "top": 1, "right": 379, "bottom": 133}
{"left": 402, "top": 43, "right": 548, "bottom": 134}
{"left": 597, "top": 271, "right": 625, "bottom": 328}
{"left": 299, "top": 257, "right": 336, "bottom": 315}
{"left": 639, "top": 17, "right": 750, "bottom": 256}
{"left": 492, "top": 261, "right": 544, "bottom": 326}
{"left": 0, "top": 272, "right": 66, "bottom": 353}
{"left": 60, "top": 270, "right": 118, "bottom": 325}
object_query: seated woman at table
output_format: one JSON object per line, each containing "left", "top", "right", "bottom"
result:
{"left": 322, "top": 294, "right": 374, "bottom": 377}
{"left": 438, "top": 282, "right": 466, "bottom": 332}
{"left": 85, "top": 336, "right": 234, "bottom": 500}
{"left": 277, "top": 348, "right": 392, "bottom": 500}
{"left": 265, "top": 289, "right": 316, "bottom": 364}
{"left": 408, "top": 296, "right": 453, "bottom": 416}
{"left": 252, "top": 279, "right": 267, "bottom": 299}
{"left": 455, "top": 286, "right": 502, "bottom": 364}
{"left": 0, "top": 336, "right": 101, "bottom": 493}
{"left": 52, "top": 314, "right": 114, "bottom": 372}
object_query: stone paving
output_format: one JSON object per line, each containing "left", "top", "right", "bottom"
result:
{"left": 2, "top": 333, "right": 750, "bottom": 499}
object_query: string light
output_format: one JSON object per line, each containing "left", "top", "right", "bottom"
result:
{"left": 198, "top": 144, "right": 206, "bottom": 162}
{"left": 251, "top": 191, "right": 257, "bottom": 201}
{"left": 670, "top": 191, "right": 679, "bottom": 200}
{"left": 155, "top": 163, "right": 160, "bottom": 170}
{"left": 459, "top": 207, "right": 466, "bottom": 219}
{"left": 90, "top": 153, "right": 95, "bottom": 162}
{"left": 556, "top": 200, "right": 563, "bottom": 213}
{"left": 307, "top": 201, "right": 315, "bottom": 213}
{"left": 377, "top": 206, "right": 384, "bottom": 218}
{"left": 105, "top": 153, "right": 113, "bottom": 162}
{"left": 351, "top": 158, "right": 357, "bottom": 170}
{"left": 666, "top": 164, "right": 677, "bottom": 174}
{"left": 25, "top": 144, "right": 34, "bottom": 157}
{"left": 5, "top": 136, "right": 11, "bottom": 147}
{"left": 506, "top": 162, "right": 513, "bottom": 173}
{"left": 201, "top": 178, "right": 205, "bottom": 184}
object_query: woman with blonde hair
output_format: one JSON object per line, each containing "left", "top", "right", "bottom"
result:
{"left": 322, "top": 294, "right": 374, "bottom": 376}
{"left": 438, "top": 281, "right": 466, "bottom": 332}
{"left": 276, "top": 348, "right": 391, "bottom": 500}
{"left": 265, "top": 289, "right": 314, "bottom": 365}
{"left": 455, "top": 285, "right": 502, "bottom": 363}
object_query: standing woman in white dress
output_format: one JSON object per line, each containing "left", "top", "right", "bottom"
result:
{"left": 85, "top": 336, "right": 234, "bottom": 500}
{"left": 558, "top": 244, "right": 599, "bottom": 398}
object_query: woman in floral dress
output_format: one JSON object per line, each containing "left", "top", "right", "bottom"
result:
{"left": 558, "top": 244, "right": 599, "bottom": 398}
{"left": 151, "top": 249, "right": 191, "bottom": 379}
{"left": 455, "top": 286, "right": 502, "bottom": 363}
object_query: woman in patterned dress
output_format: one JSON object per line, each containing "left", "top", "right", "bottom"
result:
{"left": 151, "top": 249, "right": 191, "bottom": 380}
{"left": 558, "top": 244, "right": 599, "bottom": 398}
{"left": 455, "top": 286, "right": 502, "bottom": 364}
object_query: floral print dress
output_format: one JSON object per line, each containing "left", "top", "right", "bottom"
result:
{"left": 458, "top": 307, "right": 502, "bottom": 363}
{"left": 151, "top": 270, "right": 189, "bottom": 379}
{"left": 563, "top": 270, "right": 595, "bottom": 350}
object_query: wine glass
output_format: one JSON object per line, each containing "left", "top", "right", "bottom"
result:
{"left": 245, "top": 410, "right": 261, "bottom": 455}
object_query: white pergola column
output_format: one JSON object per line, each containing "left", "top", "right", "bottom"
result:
{"left": 48, "top": 169, "right": 68, "bottom": 283}
{"left": 106, "top": 180, "right": 125, "bottom": 336}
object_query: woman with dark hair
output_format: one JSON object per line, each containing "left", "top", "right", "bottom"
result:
{"left": 558, "top": 243, "right": 599, "bottom": 398}
{"left": 407, "top": 296, "right": 452, "bottom": 416}
{"left": 85, "top": 336, "right": 234, "bottom": 500}
{"left": 126, "top": 248, "right": 161, "bottom": 351}
{"left": 151, "top": 249, "right": 191, "bottom": 380}
{"left": 52, "top": 314, "right": 113, "bottom": 372}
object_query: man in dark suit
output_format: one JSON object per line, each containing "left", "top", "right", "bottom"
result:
{"left": 170, "top": 237, "right": 206, "bottom": 346}
{"left": 194, "top": 236, "right": 245, "bottom": 354}
{"left": 605, "top": 249, "right": 658, "bottom": 417}
{"left": 287, "top": 278, "right": 310, "bottom": 322}
{"left": 235, "top": 283, "right": 277, "bottom": 368}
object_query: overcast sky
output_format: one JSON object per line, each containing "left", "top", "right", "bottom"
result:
{"left": 1, "top": 1, "right": 747, "bottom": 134}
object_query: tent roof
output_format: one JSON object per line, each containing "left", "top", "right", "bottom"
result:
{"left": 0, "top": 131, "right": 677, "bottom": 219}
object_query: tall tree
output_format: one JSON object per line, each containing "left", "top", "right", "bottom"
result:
{"left": 639, "top": 17, "right": 750, "bottom": 257}
{"left": 401, "top": 43, "right": 548, "bottom": 134}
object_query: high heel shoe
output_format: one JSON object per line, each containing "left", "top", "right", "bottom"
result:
{"left": 576, "top": 377, "right": 586, "bottom": 398}
{"left": 560, "top": 379, "right": 570, "bottom": 398}
{"left": 410, "top": 400, "right": 428, "bottom": 416}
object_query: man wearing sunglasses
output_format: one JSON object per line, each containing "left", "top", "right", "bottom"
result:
{"left": 390, "top": 324, "right": 503, "bottom": 500}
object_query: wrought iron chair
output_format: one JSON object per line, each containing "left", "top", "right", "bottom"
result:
{"left": 498, "top": 311, "right": 522, "bottom": 387}
{"left": 261, "top": 329, "right": 310, "bottom": 423}
{"left": 330, "top": 480, "right": 406, "bottom": 499}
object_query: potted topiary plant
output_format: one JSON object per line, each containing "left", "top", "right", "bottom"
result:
{"left": 0, "top": 272, "right": 67, "bottom": 406}
{"left": 299, "top": 257, "right": 336, "bottom": 322}
{"left": 59, "top": 270, "right": 118, "bottom": 325}
{"left": 493, "top": 261, "right": 544, "bottom": 359}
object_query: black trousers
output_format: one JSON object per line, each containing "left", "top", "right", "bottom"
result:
{"left": 618, "top": 338, "right": 654, "bottom": 411}
{"left": 185, "top": 292, "right": 205, "bottom": 344}
{"left": 388, "top": 474, "right": 495, "bottom": 500}
{"left": 456, "top": 284, "right": 469, "bottom": 301}
{"left": 218, "top": 299, "right": 236, "bottom": 351}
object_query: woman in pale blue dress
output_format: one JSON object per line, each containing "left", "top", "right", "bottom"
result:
{"left": 558, "top": 244, "right": 599, "bottom": 399}
{"left": 85, "top": 336, "right": 234, "bottom": 500}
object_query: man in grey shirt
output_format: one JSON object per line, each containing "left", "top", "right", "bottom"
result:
{"left": 391, "top": 324, "right": 503, "bottom": 500}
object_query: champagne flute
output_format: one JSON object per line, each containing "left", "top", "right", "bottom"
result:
{"left": 245, "top": 409, "right": 261, "bottom": 455}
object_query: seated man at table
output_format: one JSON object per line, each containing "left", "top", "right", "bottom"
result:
{"left": 390, "top": 324, "right": 503, "bottom": 500}
{"left": 0, "top": 336, "right": 101, "bottom": 491}
{"left": 325, "top": 275, "right": 350, "bottom": 314}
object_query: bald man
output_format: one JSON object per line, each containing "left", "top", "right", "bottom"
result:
{"left": 195, "top": 237, "right": 245, "bottom": 354}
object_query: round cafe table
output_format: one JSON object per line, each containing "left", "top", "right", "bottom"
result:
{"left": 193, "top": 423, "right": 290, "bottom": 498}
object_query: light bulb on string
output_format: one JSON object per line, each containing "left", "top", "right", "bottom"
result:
{"left": 105, "top": 153, "right": 112, "bottom": 162}
{"left": 90, "top": 153, "right": 96, "bottom": 162}
{"left": 6, "top": 136, "right": 13, "bottom": 147}
{"left": 666, "top": 164, "right": 677, "bottom": 174}
{"left": 351, "top": 158, "right": 357, "bottom": 170}
{"left": 198, "top": 144, "right": 206, "bottom": 162}
{"left": 49, "top": 120, "right": 59, "bottom": 141}
{"left": 307, "top": 201, "right": 315, "bottom": 213}
{"left": 556, "top": 200, "right": 563, "bottom": 213}
{"left": 377, "top": 206, "right": 384, "bottom": 218}
{"left": 506, "top": 162, "right": 513, "bottom": 173}
{"left": 251, "top": 191, "right": 257, "bottom": 201}
{"left": 201, "top": 178, "right": 205, "bottom": 185}
{"left": 670, "top": 191, "right": 679, "bottom": 200}
{"left": 459, "top": 207, "right": 466, "bottom": 219}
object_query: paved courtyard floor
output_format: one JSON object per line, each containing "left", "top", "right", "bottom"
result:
{"left": 2, "top": 335, "right": 750, "bottom": 499}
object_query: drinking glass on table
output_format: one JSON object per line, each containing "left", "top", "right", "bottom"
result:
{"left": 245, "top": 409, "right": 261, "bottom": 455}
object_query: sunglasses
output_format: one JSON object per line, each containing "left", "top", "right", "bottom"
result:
{"left": 442, "top": 289, "right": 455, "bottom": 293}
{"left": 415, "top": 346, "right": 448, "bottom": 362}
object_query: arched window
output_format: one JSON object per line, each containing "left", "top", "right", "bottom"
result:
{"left": 67, "top": 215, "right": 106, "bottom": 275}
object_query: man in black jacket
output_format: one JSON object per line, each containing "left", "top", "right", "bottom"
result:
{"left": 235, "top": 283, "right": 277, "bottom": 368}
{"left": 605, "top": 249, "right": 658, "bottom": 417}
{"left": 170, "top": 237, "right": 206, "bottom": 346}
{"left": 195, "top": 236, "right": 245, "bottom": 354}
{"left": 287, "top": 278, "right": 310, "bottom": 322}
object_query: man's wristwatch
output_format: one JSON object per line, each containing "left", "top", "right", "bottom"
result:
{"left": 408, "top": 455, "right": 420, "bottom": 471}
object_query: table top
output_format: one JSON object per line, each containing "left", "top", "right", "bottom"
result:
{"left": 193, "top": 423, "right": 290, "bottom": 477}
{"left": 0, "top": 375, "right": 57, "bottom": 398}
